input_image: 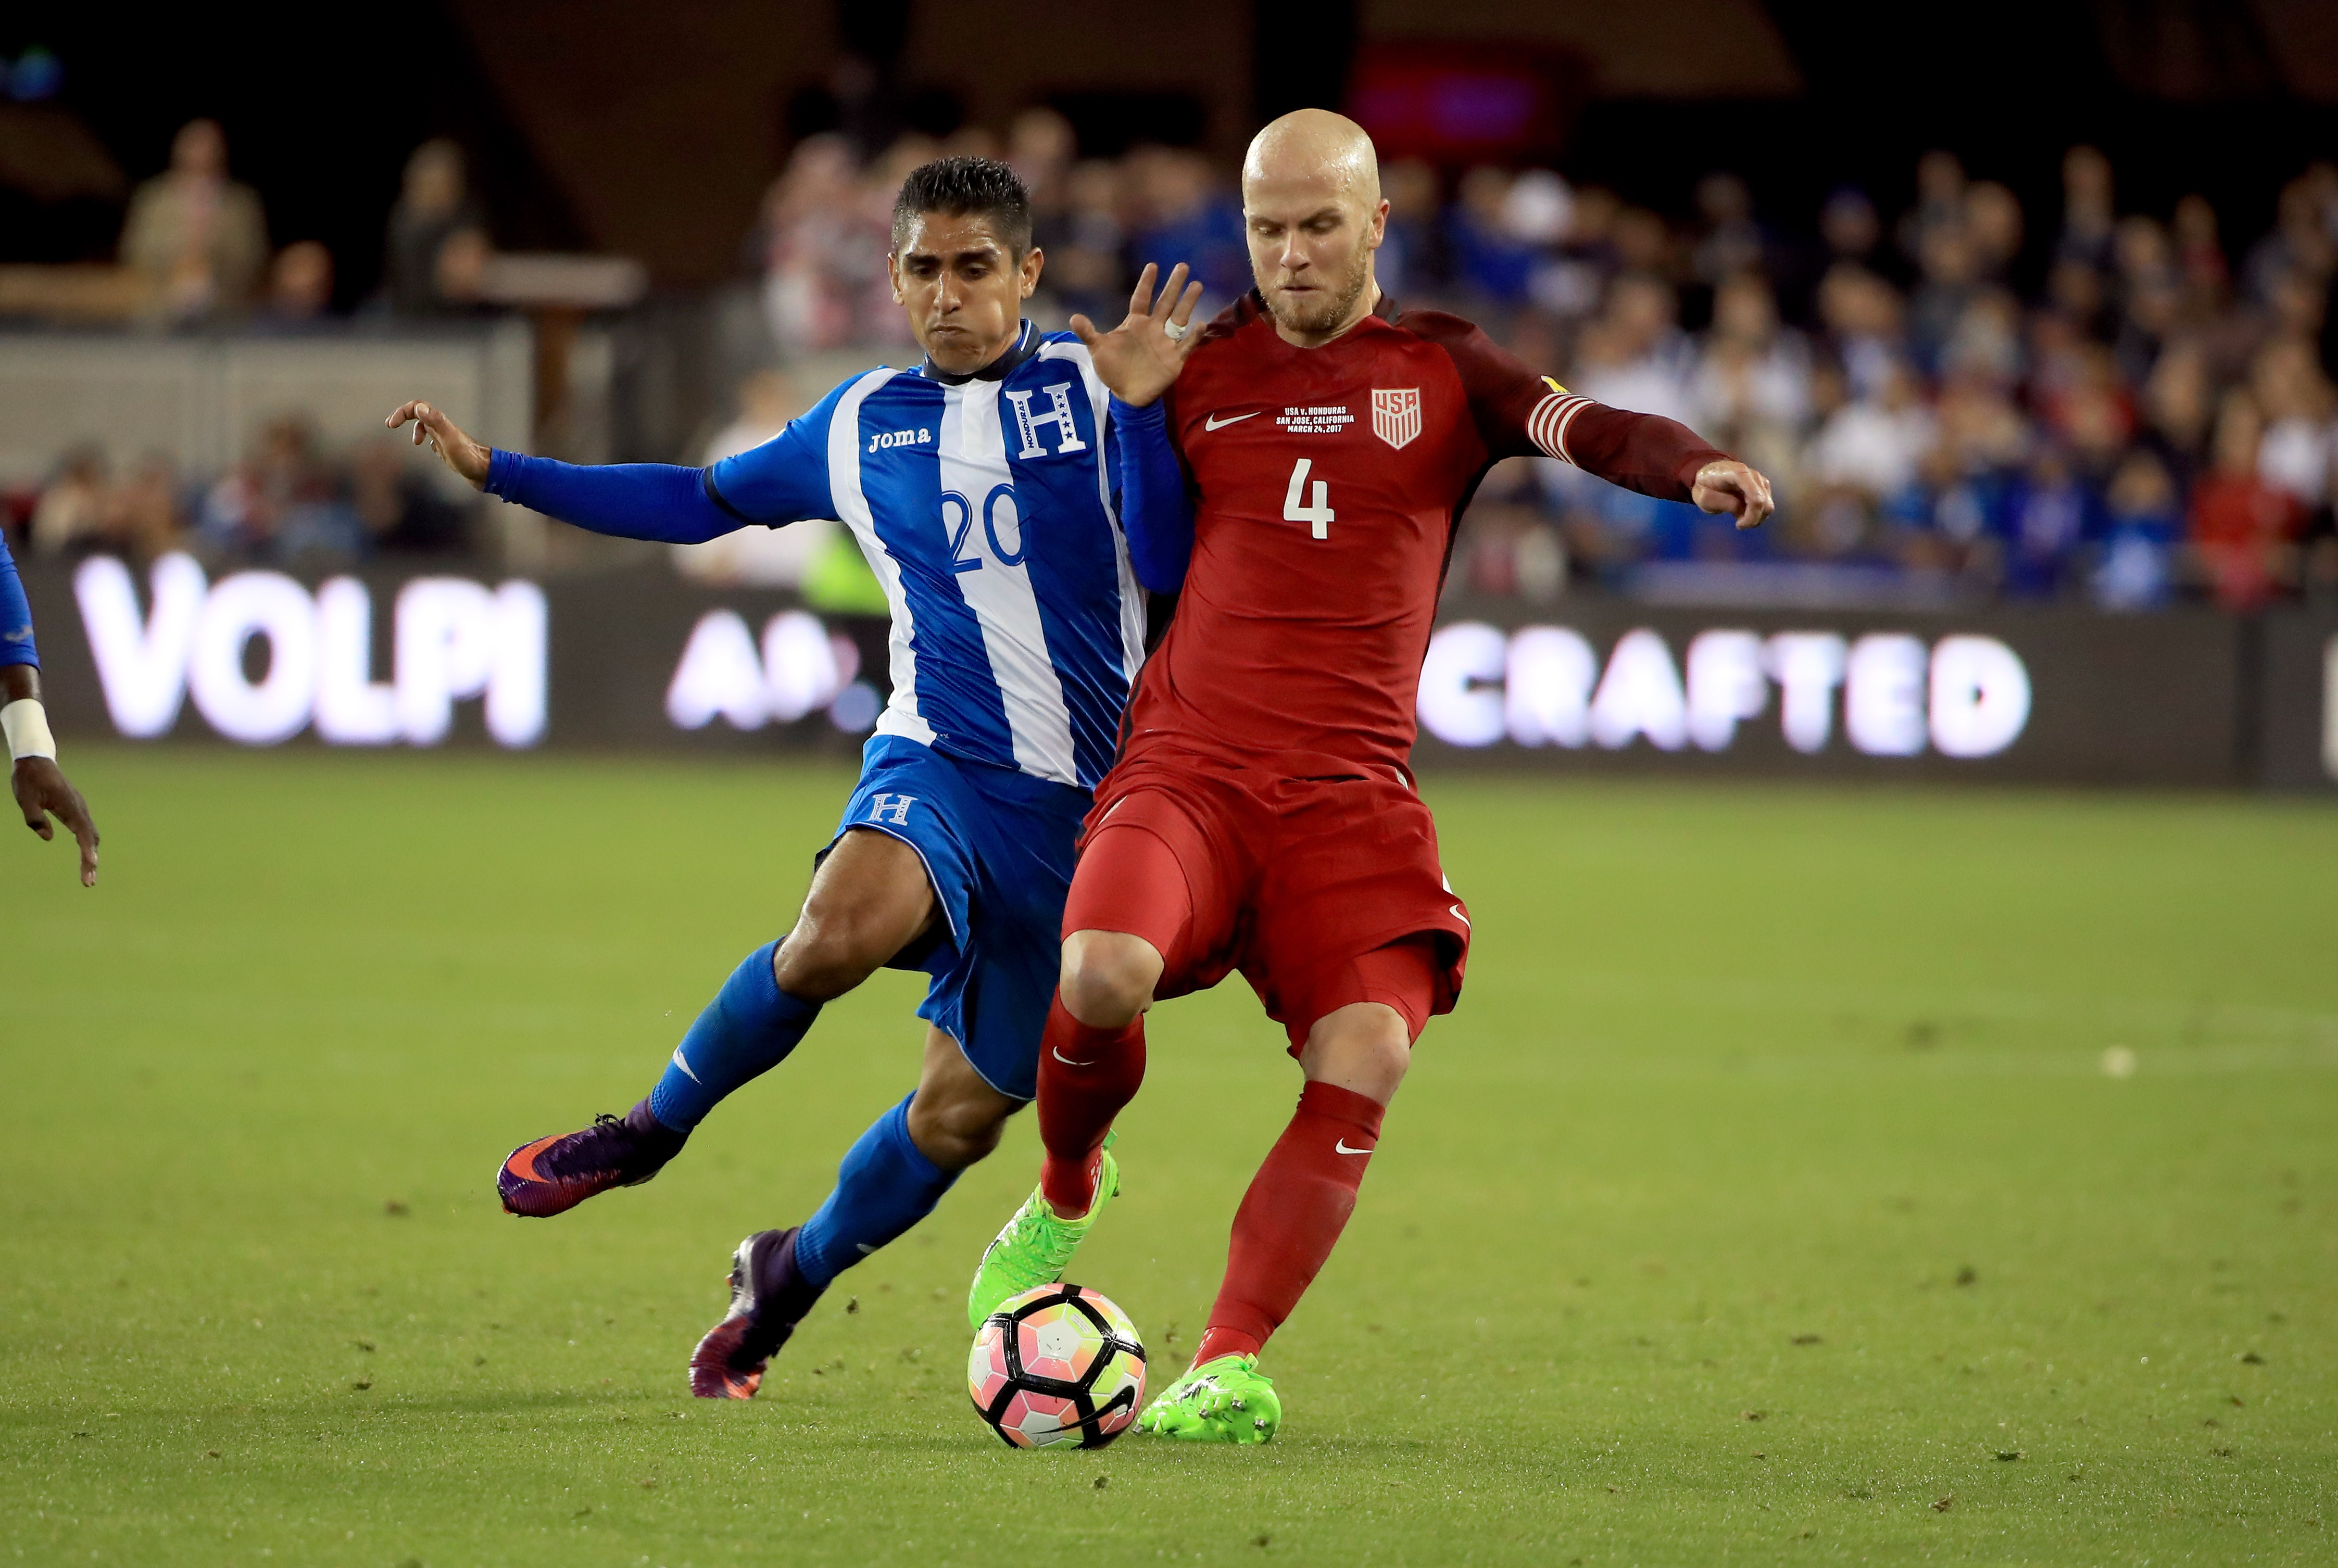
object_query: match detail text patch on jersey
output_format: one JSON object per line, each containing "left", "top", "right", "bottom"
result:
{"left": 1275, "top": 404, "right": 1355, "bottom": 435}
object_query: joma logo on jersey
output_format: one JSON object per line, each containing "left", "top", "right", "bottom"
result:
{"left": 868, "top": 426, "right": 933, "bottom": 453}
{"left": 1372, "top": 388, "right": 1422, "bottom": 450}
{"left": 1004, "top": 383, "right": 1088, "bottom": 458}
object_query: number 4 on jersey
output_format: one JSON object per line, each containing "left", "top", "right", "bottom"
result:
{"left": 1283, "top": 458, "right": 1334, "bottom": 540}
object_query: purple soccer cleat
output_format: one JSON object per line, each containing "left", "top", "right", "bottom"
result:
{"left": 689, "top": 1226, "right": 825, "bottom": 1400}
{"left": 497, "top": 1099, "right": 687, "bottom": 1218}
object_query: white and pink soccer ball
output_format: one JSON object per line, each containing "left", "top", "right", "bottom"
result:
{"left": 968, "top": 1283, "right": 1147, "bottom": 1449}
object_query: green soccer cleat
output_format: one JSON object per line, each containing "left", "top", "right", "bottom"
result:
{"left": 1137, "top": 1354, "right": 1281, "bottom": 1444}
{"left": 966, "top": 1139, "right": 1121, "bottom": 1331}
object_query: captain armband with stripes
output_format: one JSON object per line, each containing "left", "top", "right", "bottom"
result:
{"left": 1524, "top": 378, "right": 1596, "bottom": 468}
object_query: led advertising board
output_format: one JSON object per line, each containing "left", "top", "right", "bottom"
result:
{"left": 20, "top": 560, "right": 2326, "bottom": 788}
{"left": 1408, "top": 601, "right": 2245, "bottom": 786}
{"left": 27, "top": 556, "right": 880, "bottom": 759}
{"left": 70, "top": 555, "right": 547, "bottom": 749}
{"left": 2255, "top": 612, "right": 2338, "bottom": 791}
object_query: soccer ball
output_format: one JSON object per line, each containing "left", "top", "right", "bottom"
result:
{"left": 967, "top": 1283, "right": 1146, "bottom": 1449}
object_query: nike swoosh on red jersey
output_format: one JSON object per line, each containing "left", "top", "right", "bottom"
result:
{"left": 1203, "top": 411, "right": 1259, "bottom": 431}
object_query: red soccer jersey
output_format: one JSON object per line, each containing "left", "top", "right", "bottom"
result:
{"left": 1126, "top": 293, "right": 1729, "bottom": 776}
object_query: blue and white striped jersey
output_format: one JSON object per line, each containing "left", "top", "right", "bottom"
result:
{"left": 706, "top": 326, "right": 1146, "bottom": 792}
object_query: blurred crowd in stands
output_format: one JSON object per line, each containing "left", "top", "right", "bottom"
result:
{"left": 4, "top": 121, "right": 508, "bottom": 571}
{"left": 12, "top": 108, "right": 2338, "bottom": 613}
{"left": 1447, "top": 147, "right": 2338, "bottom": 614}
{"left": 27, "top": 421, "right": 471, "bottom": 568}
{"left": 740, "top": 113, "right": 2338, "bottom": 611}
{"left": 100, "top": 119, "right": 497, "bottom": 329}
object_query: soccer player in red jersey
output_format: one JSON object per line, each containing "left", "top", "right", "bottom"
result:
{"left": 967, "top": 110, "right": 1775, "bottom": 1443}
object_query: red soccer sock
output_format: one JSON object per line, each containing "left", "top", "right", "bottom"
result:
{"left": 1195, "top": 1080, "right": 1387, "bottom": 1368}
{"left": 1036, "top": 998, "right": 1146, "bottom": 1216}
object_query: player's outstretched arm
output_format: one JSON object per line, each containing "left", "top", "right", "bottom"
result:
{"left": 1526, "top": 383, "right": 1771, "bottom": 527}
{"left": 3, "top": 532, "right": 99, "bottom": 884}
{"left": 3, "top": 661, "right": 99, "bottom": 887}
{"left": 1413, "top": 313, "right": 1775, "bottom": 531}
{"left": 1507, "top": 386, "right": 1768, "bottom": 528}
{"left": 1689, "top": 459, "right": 1775, "bottom": 532}
{"left": 386, "top": 399, "right": 492, "bottom": 486}
{"left": 1560, "top": 402, "right": 1773, "bottom": 530}
{"left": 1108, "top": 399, "right": 1195, "bottom": 593}
{"left": 1078, "top": 262, "right": 1202, "bottom": 589}
{"left": 1071, "top": 262, "right": 1204, "bottom": 409}
{"left": 383, "top": 400, "right": 743, "bottom": 546}
{"left": 1, "top": 532, "right": 95, "bottom": 883}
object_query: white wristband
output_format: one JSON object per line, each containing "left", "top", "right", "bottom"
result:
{"left": 2, "top": 698, "right": 56, "bottom": 763}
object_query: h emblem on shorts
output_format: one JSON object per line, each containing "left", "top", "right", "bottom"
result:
{"left": 868, "top": 793, "right": 917, "bottom": 826}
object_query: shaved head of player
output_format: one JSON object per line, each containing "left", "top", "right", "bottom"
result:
{"left": 1241, "top": 109, "right": 1387, "bottom": 346}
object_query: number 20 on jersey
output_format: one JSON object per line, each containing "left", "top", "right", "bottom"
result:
{"left": 941, "top": 484, "right": 1026, "bottom": 573}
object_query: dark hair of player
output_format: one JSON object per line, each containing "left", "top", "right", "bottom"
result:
{"left": 890, "top": 157, "right": 1034, "bottom": 258}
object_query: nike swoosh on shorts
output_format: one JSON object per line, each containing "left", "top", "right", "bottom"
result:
{"left": 1335, "top": 1139, "right": 1374, "bottom": 1155}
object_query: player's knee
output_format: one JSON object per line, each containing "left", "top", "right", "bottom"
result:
{"left": 1300, "top": 1003, "right": 1414, "bottom": 1105}
{"left": 906, "top": 1092, "right": 1011, "bottom": 1171}
{"left": 1058, "top": 931, "right": 1160, "bottom": 1028}
{"left": 779, "top": 838, "right": 936, "bottom": 998}
{"left": 771, "top": 918, "right": 884, "bottom": 1000}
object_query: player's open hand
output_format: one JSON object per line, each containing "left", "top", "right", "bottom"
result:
{"left": 385, "top": 400, "right": 492, "bottom": 489}
{"left": 1691, "top": 459, "right": 1775, "bottom": 531}
{"left": 14, "top": 756, "right": 98, "bottom": 886}
{"left": 1070, "top": 262, "right": 1205, "bottom": 409}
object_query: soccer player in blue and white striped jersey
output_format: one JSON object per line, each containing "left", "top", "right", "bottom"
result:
{"left": 388, "top": 157, "right": 1201, "bottom": 1398}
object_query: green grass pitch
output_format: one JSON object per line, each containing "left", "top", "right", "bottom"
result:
{"left": 3, "top": 749, "right": 2333, "bottom": 1565}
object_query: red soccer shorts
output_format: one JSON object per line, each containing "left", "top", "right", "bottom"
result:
{"left": 1061, "top": 752, "right": 1472, "bottom": 1050}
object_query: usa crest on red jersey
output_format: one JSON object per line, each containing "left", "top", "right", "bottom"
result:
{"left": 1371, "top": 388, "right": 1422, "bottom": 450}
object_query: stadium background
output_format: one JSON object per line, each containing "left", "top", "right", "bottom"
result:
{"left": 3, "top": 5, "right": 2335, "bottom": 1565}
{"left": 5, "top": 1, "right": 2338, "bottom": 783}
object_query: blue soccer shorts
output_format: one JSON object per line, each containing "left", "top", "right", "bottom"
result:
{"left": 825, "top": 733, "right": 1088, "bottom": 1102}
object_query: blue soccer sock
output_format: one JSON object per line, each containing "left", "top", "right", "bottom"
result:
{"left": 792, "top": 1094, "right": 960, "bottom": 1289}
{"left": 646, "top": 941, "right": 822, "bottom": 1133}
